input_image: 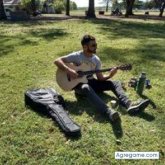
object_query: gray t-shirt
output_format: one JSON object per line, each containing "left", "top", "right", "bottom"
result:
{"left": 63, "top": 51, "right": 101, "bottom": 69}
{"left": 63, "top": 51, "right": 101, "bottom": 79}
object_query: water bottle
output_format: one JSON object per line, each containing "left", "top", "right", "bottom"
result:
{"left": 136, "top": 72, "right": 146, "bottom": 95}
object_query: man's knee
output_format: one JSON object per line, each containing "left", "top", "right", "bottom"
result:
{"left": 74, "top": 84, "right": 92, "bottom": 96}
{"left": 81, "top": 84, "right": 92, "bottom": 93}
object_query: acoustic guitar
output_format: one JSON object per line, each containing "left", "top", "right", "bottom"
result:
{"left": 56, "top": 63, "right": 132, "bottom": 91}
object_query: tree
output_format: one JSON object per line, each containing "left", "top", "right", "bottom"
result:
{"left": 31, "top": 0, "right": 37, "bottom": 15}
{"left": 102, "top": 0, "right": 111, "bottom": 12}
{"left": 87, "top": 0, "right": 96, "bottom": 18}
{"left": 159, "top": 0, "right": 165, "bottom": 16}
{"left": 70, "top": 1, "right": 77, "bottom": 10}
{"left": 112, "top": 0, "right": 119, "bottom": 10}
{"left": 66, "top": 0, "right": 70, "bottom": 16}
{"left": 134, "top": 0, "right": 144, "bottom": 9}
{"left": 144, "top": 0, "right": 155, "bottom": 9}
{"left": 125, "top": 0, "right": 135, "bottom": 17}
{"left": 53, "top": 0, "right": 65, "bottom": 14}
{"left": 155, "top": 0, "right": 165, "bottom": 17}
{"left": 0, "top": 0, "right": 6, "bottom": 20}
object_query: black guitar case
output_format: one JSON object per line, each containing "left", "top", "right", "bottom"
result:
{"left": 25, "top": 88, "right": 81, "bottom": 136}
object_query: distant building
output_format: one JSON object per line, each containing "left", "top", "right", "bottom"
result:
{"left": 3, "top": 0, "right": 21, "bottom": 19}
{"left": 3, "top": 0, "right": 29, "bottom": 20}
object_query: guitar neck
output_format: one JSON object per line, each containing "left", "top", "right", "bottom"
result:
{"left": 77, "top": 64, "right": 132, "bottom": 76}
{"left": 80, "top": 67, "right": 114, "bottom": 76}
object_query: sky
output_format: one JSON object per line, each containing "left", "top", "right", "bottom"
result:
{"left": 71, "top": 0, "right": 147, "bottom": 8}
{"left": 71, "top": 0, "right": 105, "bottom": 7}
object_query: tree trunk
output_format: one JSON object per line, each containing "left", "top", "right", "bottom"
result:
{"left": 66, "top": 0, "right": 70, "bottom": 16}
{"left": 125, "top": 0, "right": 135, "bottom": 17}
{"left": 0, "top": 0, "right": 6, "bottom": 20}
{"left": 106, "top": 1, "right": 109, "bottom": 12}
{"left": 159, "top": 1, "right": 165, "bottom": 17}
{"left": 87, "top": 0, "right": 96, "bottom": 18}
{"left": 31, "top": 0, "right": 37, "bottom": 16}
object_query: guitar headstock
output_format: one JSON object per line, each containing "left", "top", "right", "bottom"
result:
{"left": 118, "top": 64, "right": 132, "bottom": 71}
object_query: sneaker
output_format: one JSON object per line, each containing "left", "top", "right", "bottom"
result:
{"left": 127, "top": 99, "right": 150, "bottom": 115}
{"left": 108, "top": 109, "right": 120, "bottom": 122}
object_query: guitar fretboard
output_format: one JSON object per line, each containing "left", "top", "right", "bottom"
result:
{"left": 77, "top": 64, "right": 132, "bottom": 76}
{"left": 78, "top": 68, "right": 113, "bottom": 76}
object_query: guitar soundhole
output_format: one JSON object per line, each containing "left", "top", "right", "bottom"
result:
{"left": 67, "top": 74, "right": 71, "bottom": 81}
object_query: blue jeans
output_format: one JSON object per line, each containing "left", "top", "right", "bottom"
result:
{"left": 74, "top": 79, "right": 130, "bottom": 114}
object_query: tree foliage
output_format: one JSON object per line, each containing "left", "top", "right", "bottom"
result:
{"left": 70, "top": 1, "right": 77, "bottom": 10}
{"left": 21, "top": 0, "right": 41, "bottom": 15}
{"left": 53, "top": 0, "right": 65, "bottom": 14}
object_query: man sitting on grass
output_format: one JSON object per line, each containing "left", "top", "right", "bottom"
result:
{"left": 54, "top": 34, "right": 150, "bottom": 122}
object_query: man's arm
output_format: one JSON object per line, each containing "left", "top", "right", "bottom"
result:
{"left": 96, "top": 67, "right": 118, "bottom": 81}
{"left": 54, "top": 57, "right": 78, "bottom": 79}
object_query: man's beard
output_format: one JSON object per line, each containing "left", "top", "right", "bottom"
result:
{"left": 87, "top": 48, "right": 96, "bottom": 54}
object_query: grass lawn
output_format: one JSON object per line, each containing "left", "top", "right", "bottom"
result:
{"left": 0, "top": 17, "right": 164, "bottom": 164}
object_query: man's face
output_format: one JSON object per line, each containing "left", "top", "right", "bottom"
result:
{"left": 85, "top": 40, "right": 97, "bottom": 54}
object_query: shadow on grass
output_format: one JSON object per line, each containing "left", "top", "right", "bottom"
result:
{"left": 128, "top": 94, "right": 156, "bottom": 121}
{"left": 137, "top": 94, "right": 156, "bottom": 121}
{"left": 0, "top": 35, "right": 39, "bottom": 57}
{"left": 0, "top": 35, "right": 15, "bottom": 57}
{"left": 0, "top": 27, "right": 68, "bottom": 57}
{"left": 140, "top": 94, "right": 157, "bottom": 109}
{"left": 111, "top": 119, "right": 123, "bottom": 139}
{"left": 0, "top": 19, "right": 60, "bottom": 27}
{"left": 29, "top": 28, "right": 68, "bottom": 41}
{"left": 90, "top": 18, "right": 165, "bottom": 40}
{"left": 100, "top": 43, "right": 165, "bottom": 65}
{"left": 100, "top": 47, "right": 131, "bottom": 64}
{"left": 25, "top": 105, "right": 82, "bottom": 139}
{"left": 137, "top": 111, "right": 155, "bottom": 121}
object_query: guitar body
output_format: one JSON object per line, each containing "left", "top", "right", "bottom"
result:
{"left": 56, "top": 63, "right": 92, "bottom": 91}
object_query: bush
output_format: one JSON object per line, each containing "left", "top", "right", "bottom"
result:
{"left": 53, "top": 0, "right": 65, "bottom": 14}
{"left": 21, "top": 0, "right": 32, "bottom": 14}
{"left": 70, "top": 1, "right": 77, "bottom": 10}
{"left": 21, "top": 0, "right": 41, "bottom": 15}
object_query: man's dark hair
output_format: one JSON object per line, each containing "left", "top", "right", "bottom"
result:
{"left": 81, "top": 35, "right": 95, "bottom": 46}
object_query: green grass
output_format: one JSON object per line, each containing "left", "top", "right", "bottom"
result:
{"left": 0, "top": 17, "right": 165, "bottom": 164}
